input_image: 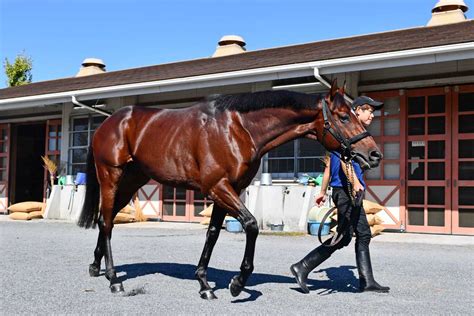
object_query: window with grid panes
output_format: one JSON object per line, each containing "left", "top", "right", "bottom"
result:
{"left": 68, "top": 116, "right": 106, "bottom": 175}
{"left": 365, "top": 95, "right": 401, "bottom": 180}
{"left": 264, "top": 139, "right": 326, "bottom": 179}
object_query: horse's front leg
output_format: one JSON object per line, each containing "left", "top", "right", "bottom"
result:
{"left": 195, "top": 205, "right": 226, "bottom": 299}
{"left": 229, "top": 209, "right": 258, "bottom": 297}
{"left": 211, "top": 180, "right": 259, "bottom": 298}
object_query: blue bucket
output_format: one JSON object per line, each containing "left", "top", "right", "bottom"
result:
{"left": 75, "top": 172, "right": 87, "bottom": 185}
{"left": 225, "top": 218, "right": 243, "bottom": 233}
{"left": 308, "top": 220, "right": 330, "bottom": 236}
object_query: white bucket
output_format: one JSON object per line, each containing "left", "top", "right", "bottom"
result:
{"left": 260, "top": 173, "right": 272, "bottom": 185}
{"left": 65, "top": 175, "right": 75, "bottom": 185}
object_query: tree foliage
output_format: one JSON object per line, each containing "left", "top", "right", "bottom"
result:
{"left": 4, "top": 53, "right": 33, "bottom": 87}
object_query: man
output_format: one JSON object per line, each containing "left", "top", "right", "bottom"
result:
{"left": 290, "top": 96, "right": 390, "bottom": 293}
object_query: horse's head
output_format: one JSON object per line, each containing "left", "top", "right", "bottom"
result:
{"left": 314, "top": 81, "right": 382, "bottom": 170}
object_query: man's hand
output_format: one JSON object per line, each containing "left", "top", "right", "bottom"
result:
{"left": 353, "top": 183, "right": 364, "bottom": 194}
{"left": 315, "top": 193, "right": 327, "bottom": 206}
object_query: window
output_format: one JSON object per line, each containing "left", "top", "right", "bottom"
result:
{"left": 264, "top": 139, "right": 326, "bottom": 179}
{"left": 365, "top": 95, "right": 401, "bottom": 181}
{"left": 68, "top": 116, "right": 106, "bottom": 174}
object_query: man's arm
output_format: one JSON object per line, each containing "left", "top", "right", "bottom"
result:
{"left": 315, "top": 155, "right": 331, "bottom": 206}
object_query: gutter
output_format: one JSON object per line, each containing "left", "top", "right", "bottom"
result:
{"left": 312, "top": 67, "right": 354, "bottom": 104}
{"left": 71, "top": 96, "right": 111, "bottom": 117}
{"left": 1, "top": 42, "right": 473, "bottom": 110}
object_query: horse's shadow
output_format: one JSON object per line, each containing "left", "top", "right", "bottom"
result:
{"left": 115, "top": 262, "right": 358, "bottom": 301}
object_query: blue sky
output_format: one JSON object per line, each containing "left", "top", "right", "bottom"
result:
{"left": 1, "top": 0, "right": 472, "bottom": 87}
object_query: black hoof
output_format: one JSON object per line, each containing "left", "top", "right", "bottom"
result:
{"left": 110, "top": 283, "right": 124, "bottom": 293}
{"left": 89, "top": 264, "right": 100, "bottom": 277}
{"left": 229, "top": 276, "right": 244, "bottom": 297}
{"left": 199, "top": 289, "right": 218, "bottom": 300}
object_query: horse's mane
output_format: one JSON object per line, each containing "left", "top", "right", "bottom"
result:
{"left": 211, "top": 90, "right": 323, "bottom": 112}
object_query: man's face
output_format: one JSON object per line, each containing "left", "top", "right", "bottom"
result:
{"left": 355, "top": 104, "right": 375, "bottom": 127}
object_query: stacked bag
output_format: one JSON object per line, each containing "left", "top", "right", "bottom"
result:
{"left": 198, "top": 203, "right": 234, "bottom": 226}
{"left": 8, "top": 202, "right": 45, "bottom": 220}
{"left": 363, "top": 199, "right": 386, "bottom": 237}
{"left": 329, "top": 199, "right": 385, "bottom": 237}
{"left": 113, "top": 197, "right": 147, "bottom": 224}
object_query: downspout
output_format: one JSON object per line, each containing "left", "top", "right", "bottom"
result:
{"left": 313, "top": 67, "right": 353, "bottom": 104}
{"left": 71, "top": 96, "right": 111, "bottom": 117}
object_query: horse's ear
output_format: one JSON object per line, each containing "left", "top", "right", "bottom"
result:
{"left": 339, "top": 80, "right": 346, "bottom": 96}
{"left": 329, "top": 79, "right": 338, "bottom": 99}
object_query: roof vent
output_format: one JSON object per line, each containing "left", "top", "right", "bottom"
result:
{"left": 212, "top": 35, "right": 246, "bottom": 57}
{"left": 76, "top": 58, "right": 106, "bottom": 77}
{"left": 427, "top": 0, "right": 468, "bottom": 26}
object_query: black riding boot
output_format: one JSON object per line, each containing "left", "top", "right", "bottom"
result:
{"left": 290, "top": 246, "right": 332, "bottom": 294}
{"left": 356, "top": 249, "right": 390, "bottom": 293}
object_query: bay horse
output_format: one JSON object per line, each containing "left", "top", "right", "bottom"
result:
{"left": 78, "top": 81, "right": 382, "bottom": 299}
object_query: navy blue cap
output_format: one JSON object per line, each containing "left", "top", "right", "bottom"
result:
{"left": 351, "top": 96, "right": 383, "bottom": 110}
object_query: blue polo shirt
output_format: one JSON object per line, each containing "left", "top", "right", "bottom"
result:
{"left": 329, "top": 152, "right": 366, "bottom": 189}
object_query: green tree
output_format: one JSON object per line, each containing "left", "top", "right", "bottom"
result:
{"left": 4, "top": 53, "right": 33, "bottom": 87}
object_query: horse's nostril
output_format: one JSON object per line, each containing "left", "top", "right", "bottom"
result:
{"left": 369, "top": 150, "right": 383, "bottom": 160}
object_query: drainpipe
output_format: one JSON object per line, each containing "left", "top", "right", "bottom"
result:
{"left": 71, "top": 96, "right": 111, "bottom": 117}
{"left": 313, "top": 67, "right": 353, "bottom": 104}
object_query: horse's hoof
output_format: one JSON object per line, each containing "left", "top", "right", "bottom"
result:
{"left": 110, "top": 283, "right": 124, "bottom": 293}
{"left": 89, "top": 264, "right": 100, "bottom": 277}
{"left": 229, "top": 276, "right": 244, "bottom": 297}
{"left": 199, "top": 289, "right": 218, "bottom": 300}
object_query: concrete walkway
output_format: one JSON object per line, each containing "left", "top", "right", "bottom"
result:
{"left": 1, "top": 214, "right": 472, "bottom": 246}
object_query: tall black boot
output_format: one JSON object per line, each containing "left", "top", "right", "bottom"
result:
{"left": 356, "top": 249, "right": 390, "bottom": 293}
{"left": 290, "top": 246, "right": 332, "bottom": 294}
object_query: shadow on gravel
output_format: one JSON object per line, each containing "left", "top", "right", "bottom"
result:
{"left": 305, "top": 265, "right": 359, "bottom": 295}
{"left": 115, "top": 262, "right": 358, "bottom": 299}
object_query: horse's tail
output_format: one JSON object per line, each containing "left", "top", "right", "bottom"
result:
{"left": 77, "top": 147, "right": 100, "bottom": 229}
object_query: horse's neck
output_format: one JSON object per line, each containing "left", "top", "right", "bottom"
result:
{"left": 242, "top": 108, "right": 318, "bottom": 158}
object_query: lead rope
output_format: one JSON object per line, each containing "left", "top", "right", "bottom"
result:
{"left": 319, "top": 158, "right": 358, "bottom": 247}
{"left": 345, "top": 161, "right": 356, "bottom": 206}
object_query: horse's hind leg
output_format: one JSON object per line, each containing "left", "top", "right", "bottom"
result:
{"left": 210, "top": 179, "right": 259, "bottom": 298}
{"left": 195, "top": 204, "right": 226, "bottom": 299}
{"left": 93, "top": 163, "right": 150, "bottom": 292}
{"left": 93, "top": 163, "right": 125, "bottom": 293}
{"left": 89, "top": 229, "right": 106, "bottom": 277}
{"left": 89, "top": 163, "right": 149, "bottom": 278}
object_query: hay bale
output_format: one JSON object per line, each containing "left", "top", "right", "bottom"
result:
{"left": 8, "top": 201, "right": 43, "bottom": 213}
{"left": 363, "top": 199, "right": 384, "bottom": 214}
{"left": 28, "top": 210, "right": 43, "bottom": 220}
{"left": 199, "top": 204, "right": 214, "bottom": 217}
{"left": 114, "top": 213, "right": 136, "bottom": 224}
{"left": 9, "top": 212, "right": 30, "bottom": 220}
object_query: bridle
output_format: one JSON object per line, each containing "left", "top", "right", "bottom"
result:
{"left": 320, "top": 97, "right": 372, "bottom": 162}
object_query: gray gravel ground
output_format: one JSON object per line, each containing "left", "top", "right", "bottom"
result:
{"left": 1, "top": 219, "right": 473, "bottom": 315}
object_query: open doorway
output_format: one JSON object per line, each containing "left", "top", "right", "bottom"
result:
{"left": 9, "top": 123, "right": 46, "bottom": 203}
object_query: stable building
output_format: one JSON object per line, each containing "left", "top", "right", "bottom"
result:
{"left": 0, "top": 1, "right": 473, "bottom": 234}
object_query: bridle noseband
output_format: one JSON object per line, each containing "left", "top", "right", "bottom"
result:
{"left": 320, "top": 98, "right": 371, "bottom": 162}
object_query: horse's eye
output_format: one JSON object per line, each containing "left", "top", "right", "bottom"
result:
{"left": 340, "top": 115, "right": 350, "bottom": 123}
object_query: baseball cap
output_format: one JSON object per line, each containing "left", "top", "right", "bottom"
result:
{"left": 351, "top": 96, "right": 383, "bottom": 110}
